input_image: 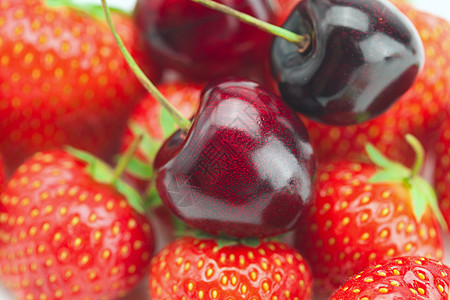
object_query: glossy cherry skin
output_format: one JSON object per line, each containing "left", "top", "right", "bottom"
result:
{"left": 134, "top": 0, "right": 276, "bottom": 80}
{"left": 271, "top": 0, "right": 424, "bottom": 125}
{"left": 154, "top": 79, "right": 316, "bottom": 238}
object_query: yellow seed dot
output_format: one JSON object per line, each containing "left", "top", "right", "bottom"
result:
{"left": 353, "top": 288, "right": 361, "bottom": 294}
{"left": 73, "top": 238, "right": 82, "bottom": 247}
{"left": 80, "top": 255, "right": 90, "bottom": 266}
{"left": 30, "top": 208, "right": 40, "bottom": 218}
{"left": 250, "top": 271, "right": 257, "bottom": 281}
{"left": 89, "top": 214, "right": 97, "bottom": 222}
{"left": 231, "top": 276, "right": 237, "bottom": 285}
{"left": 53, "top": 232, "right": 62, "bottom": 242}
{"left": 102, "top": 250, "right": 111, "bottom": 259}
{"left": 71, "top": 216, "right": 80, "bottom": 226}
{"left": 187, "top": 282, "right": 194, "bottom": 291}
{"left": 417, "top": 288, "right": 425, "bottom": 295}
{"left": 417, "top": 272, "right": 426, "bottom": 280}
{"left": 261, "top": 262, "right": 268, "bottom": 270}
{"left": 128, "top": 219, "right": 137, "bottom": 229}
{"left": 110, "top": 267, "right": 119, "bottom": 275}
{"left": 221, "top": 276, "right": 228, "bottom": 285}
{"left": 274, "top": 273, "right": 281, "bottom": 282}
{"left": 184, "top": 262, "right": 191, "bottom": 272}
{"left": 112, "top": 225, "right": 120, "bottom": 236}
{"left": 380, "top": 207, "right": 389, "bottom": 216}
{"left": 211, "top": 289, "right": 218, "bottom": 299}
{"left": 197, "top": 260, "right": 204, "bottom": 269}
{"left": 262, "top": 282, "right": 270, "bottom": 291}
{"left": 405, "top": 243, "right": 413, "bottom": 252}
{"left": 206, "top": 268, "right": 213, "bottom": 278}
{"left": 48, "top": 274, "right": 57, "bottom": 283}
{"left": 393, "top": 269, "right": 400, "bottom": 275}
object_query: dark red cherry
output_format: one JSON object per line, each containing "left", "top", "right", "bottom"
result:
{"left": 271, "top": 0, "right": 424, "bottom": 125}
{"left": 134, "top": 0, "right": 277, "bottom": 80}
{"left": 154, "top": 79, "right": 316, "bottom": 238}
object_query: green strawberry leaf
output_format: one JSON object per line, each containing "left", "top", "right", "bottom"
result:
{"left": 365, "top": 143, "right": 396, "bottom": 169}
{"left": 129, "top": 121, "right": 161, "bottom": 162}
{"left": 145, "top": 185, "right": 162, "bottom": 208}
{"left": 114, "top": 179, "right": 146, "bottom": 214}
{"left": 411, "top": 177, "right": 448, "bottom": 231}
{"left": 239, "top": 237, "right": 261, "bottom": 248}
{"left": 366, "top": 135, "right": 448, "bottom": 232}
{"left": 126, "top": 157, "right": 153, "bottom": 180}
{"left": 65, "top": 146, "right": 114, "bottom": 184}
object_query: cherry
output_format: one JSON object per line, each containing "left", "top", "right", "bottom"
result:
{"left": 271, "top": 0, "right": 425, "bottom": 125}
{"left": 101, "top": 0, "right": 316, "bottom": 238}
{"left": 133, "top": 0, "right": 277, "bottom": 80}
{"left": 154, "top": 79, "right": 316, "bottom": 238}
{"left": 189, "top": 0, "right": 424, "bottom": 125}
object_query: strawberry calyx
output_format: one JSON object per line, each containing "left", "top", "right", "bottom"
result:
{"left": 192, "top": 230, "right": 262, "bottom": 249}
{"left": 365, "top": 134, "right": 447, "bottom": 231}
{"left": 46, "top": 0, "right": 127, "bottom": 19}
{"left": 66, "top": 140, "right": 146, "bottom": 214}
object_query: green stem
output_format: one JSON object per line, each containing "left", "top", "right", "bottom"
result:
{"left": 405, "top": 134, "right": 424, "bottom": 178}
{"left": 112, "top": 134, "right": 143, "bottom": 182}
{"left": 190, "top": 0, "right": 309, "bottom": 48}
{"left": 100, "top": 0, "right": 191, "bottom": 132}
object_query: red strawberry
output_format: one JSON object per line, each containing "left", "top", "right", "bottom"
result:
{"left": 300, "top": 0, "right": 450, "bottom": 168}
{"left": 434, "top": 118, "right": 450, "bottom": 228}
{"left": 294, "top": 136, "right": 445, "bottom": 299}
{"left": 149, "top": 236, "right": 313, "bottom": 299}
{"left": 331, "top": 256, "right": 450, "bottom": 299}
{"left": 0, "top": 149, "right": 154, "bottom": 300}
{"left": 0, "top": 0, "right": 161, "bottom": 175}
{"left": 120, "top": 81, "right": 201, "bottom": 194}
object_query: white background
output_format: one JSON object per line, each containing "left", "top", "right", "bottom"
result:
{"left": 0, "top": 0, "right": 449, "bottom": 299}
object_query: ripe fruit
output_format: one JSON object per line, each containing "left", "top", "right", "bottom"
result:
{"left": 331, "top": 256, "right": 450, "bottom": 299}
{"left": 294, "top": 137, "right": 445, "bottom": 299}
{"left": 134, "top": 0, "right": 276, "bottom": 80}
{"left": 271, "top": 0, "right": 424, "bottom": 125}
{"left": 434, "top": 118, "right": 450, "bottom": 228}
{"left": 154, "top": 78, "right": 316, "bottom": 238}
{"left": 0, "top": 0, "right": 161, "bottom": 174}
{"left": 299, "top": 0, "right": 450, "bottom": 167}
{"left": 0, "top": 150, "right": 154, "bottom": 300}
{"left": 120, "top": 81, "right": 201, "bottom": 194}
{"left": 149, "top": 236, "right": 313, "bottom": 299}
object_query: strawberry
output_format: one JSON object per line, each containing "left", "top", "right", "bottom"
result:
{"left": 120, "top": 81, "right": 201, "bottom": 194}
{"left": 149, "top": 236, "right": 312, "bottom": 299}
{"left": 294, "top": 135, "right": 446, "bottom": 299}
{"left": 434, "top": 118, "right": 450, "bottom": 228}
{"left": 331, "top": 256, "right": 450, "bottom": 299}
{"left": 0, "top": 0, "right": 161, "bottom": 175}
{"left": 300, "top": 0, "right": 450, "bottom": 168}
{"left": 0, "top": 149, "right": 154, "bottom": 300}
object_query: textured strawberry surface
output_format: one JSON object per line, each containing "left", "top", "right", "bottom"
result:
{"left": 295, "top": 160, "right": 443, "bottom": 299}
{"left": 150, "top": 237, "right": 312, "bottom": 299}
{"left": 0, "top": 150, "right": 154, "bottom": 300}
{"left": 0, "top": 0, "right": 161, "bottom": 175}
{"left": 331, "top": 256, "right": 450, "bottom": 299}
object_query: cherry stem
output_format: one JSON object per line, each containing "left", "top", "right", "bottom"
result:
{"left": 405, "top": 134, "right": 424, "bottom": 178}
{"left": 112, "top": 134, "right": 143, "bottom": 183}
{"left": 190, "top": 0, "right": 308, "bottom": 47}
{"left": 100, "top": 0, "right": 191, "bottom": 132}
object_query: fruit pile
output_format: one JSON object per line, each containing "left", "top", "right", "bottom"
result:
{"left": 0, "top": 0, "right": 450, "bottom": 299}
